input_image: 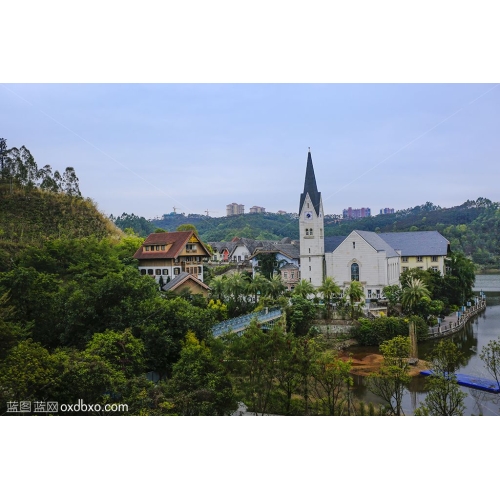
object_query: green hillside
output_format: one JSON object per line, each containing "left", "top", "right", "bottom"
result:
{"left": 113, "top": 198, "right": 500, "bottom": 270}
{"left": 0, "top": 186, "right": 122, "bottom": 267}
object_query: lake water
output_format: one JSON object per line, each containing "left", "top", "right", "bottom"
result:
{"left": 351, "top": 274, "right": 500, "bottom": 416}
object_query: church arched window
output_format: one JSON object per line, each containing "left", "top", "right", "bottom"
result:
{"left": 351, "top": 263, "right": 359, "bottom": 281}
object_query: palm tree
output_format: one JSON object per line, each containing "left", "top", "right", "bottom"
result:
{"left": 247, "top": 273, "right": 270, "bottom": 303}
{"left": 292, "top": 279, "right": 316, "bottom": 299}
{"left": 401, "top": 277, "right": 430, "bottom": 315}
{"left": 268, "top": 274, "right": 286, "bottom": 300}
{"left": 225, "top": 271, "right": 250, "bottom": 315}
{"left": 344, "top": 281, "right": 364, "bottom": 319}
{"left": 208, "top": 275, "right": 227, "bottom": 302}
{"left": 318, "top": 277, "right": 341, "bottom": 319}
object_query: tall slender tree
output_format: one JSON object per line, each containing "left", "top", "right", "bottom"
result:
{"left": 416, "top": 340, "right": 466, "bottom": 416}
{"left": 367, "top": 335, "right": 411, "bottom": 416}
{"left": 318, "top": 276, "right": 341, "bottom": 319}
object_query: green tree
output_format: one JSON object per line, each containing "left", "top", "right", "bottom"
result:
{"left": 0, "top": 293, "right": 27, "bottom": 361}
{"left": 207, "top": 299, "right": 228, "bottom": 321}
{"left": 367, "top": 335, "right": 411, "bottom": 416}
{"left": 176, "top": 223, "right": 198, "bottom": 235}
{"left": 445, "top": 252, "right": 476, "bottom": 306}
{"left": 318, "top": 277, "right": 341, "bottom": 319}
{"left": 247, "top": 273, "right": 269, "bottom": 303}
{"left": 167, "top": 332, "right": 236, "bottom": 416}
{"left": 287, "top": 295, "right": 317, "bottom": 336}
{"left": 51, "top": 348, "right": 126, "bottom": 410}
{"left": 416, "top": 340, "right": 466, "bottom": 416}
{"left": 311, "top": 350, "right": 353, "bottom": 415}
{"left": 85, "top": 328, "right": 145, "bottom": 378}
{"left": 267, "top": 274, "right": 286, "bottom": 300}
{"left": 479, "top": 338, "right": 500, "bottom": 391}
{"left": 273, "top": 331, "right": 302, "bottom": 415}
{"left": 0, "top": 339, "right": 58, "bottom": 408}
{"left": 61, "top": 166, "right": 81, "bottom": 196}
{"left": 294, "top": 335, "right": 320, "bottom": 415}
{"left": 344, "top": 280, "right": 364, "bottom": 319}
{"left": 292, "top": 279, "right": 316, "bottom": 299}
{"left": 382, "top": 284, "right": 402, "bottom": 315}
{"left": 208, "top": 275, "right": 227, "bottom": 302}
{"left": 225, "top": 319, "right": 283, "bottom": 415}
{"left": 0, "top": 267, "right": 62, "bottom": 347}
{"left": 401, "top": 277, "right": 430, "bottom": 316}
{"left": 224, "top": 271, "right": 250, "bottom": 316}
{"left": 256, "top": 252, "right": 278, "bottom": 279}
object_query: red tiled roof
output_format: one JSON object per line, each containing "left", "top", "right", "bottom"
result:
{"left": 133, "top": 231, "right": 210, "bottom": 260}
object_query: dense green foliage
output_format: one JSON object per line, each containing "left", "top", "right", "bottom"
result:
{"left": 355, "top": 316, "right": 428, "bottom": 346}
{"left": 151, "top": 212, "right": 298, "bottom": 241}
{"left": 0, "top": 188, "right": 121, "bottom": 264}
{"left": 109, "top": 213, "right": 157, "bottom": 237}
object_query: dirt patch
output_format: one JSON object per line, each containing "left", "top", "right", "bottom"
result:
{"left": 340, "top": 353, "right": 430, "bottom": 377}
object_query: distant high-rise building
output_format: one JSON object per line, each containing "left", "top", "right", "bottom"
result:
{"left": 249, "top": 206, "right": 265, "bottom": 214}
{"left": 342, "top": 207, "right": 371, "bottom": 219}
{"left": 379, "top": 208, "right": 395, "bottom": 215}
{"left": 226, "top": 203, "right": 245, "bottom": 216}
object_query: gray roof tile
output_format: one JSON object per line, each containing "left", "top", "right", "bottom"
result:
{"left": 355, "top": 230, "right": 400, "bottom": 257}
{"left": 378, "top": 231, "right": 450, "bottom": 256}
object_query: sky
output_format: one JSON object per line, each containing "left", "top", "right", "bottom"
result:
{"left": 2, "top": 82, "right": 499, "bottom": 220}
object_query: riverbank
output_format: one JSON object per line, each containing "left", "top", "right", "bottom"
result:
{"left": 340, "top": 352, "right": 430, "bottom": 377}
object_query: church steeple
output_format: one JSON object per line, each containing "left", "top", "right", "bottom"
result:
{"left": 298, "top": 149, "right": 325, "bottom": 288}
{"left": 299, "top": 150, "right": 321, "bottom": 215}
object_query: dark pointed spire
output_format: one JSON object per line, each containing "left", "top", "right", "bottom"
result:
{"left": 299, "top": 150, "right": 321, "bottom": 215}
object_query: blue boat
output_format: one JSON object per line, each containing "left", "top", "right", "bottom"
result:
{"left": 420, "top": 370, "right": 500, "bottom": 394}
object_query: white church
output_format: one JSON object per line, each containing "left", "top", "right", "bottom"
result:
{"left": 298, "top": 151, "right": 450, "bottom": 298}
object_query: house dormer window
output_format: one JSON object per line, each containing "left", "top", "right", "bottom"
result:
{"left": 353, "top": 242, "right": 355, "bottom": 249}
{"left": 145, "top": 246, "right": 149, "bottom": 251}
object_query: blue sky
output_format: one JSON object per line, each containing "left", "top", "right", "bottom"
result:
{"left": 2, "top": 83, "right": 499, "bottom": 219}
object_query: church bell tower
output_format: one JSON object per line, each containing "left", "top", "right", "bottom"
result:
{"left": 299, "top": 149, "right": 325, "bottom": 287}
